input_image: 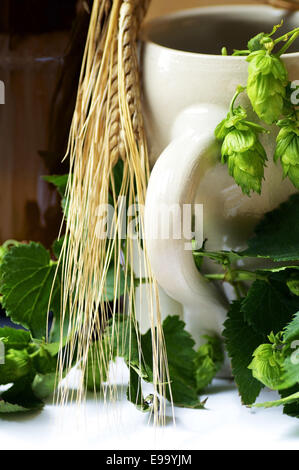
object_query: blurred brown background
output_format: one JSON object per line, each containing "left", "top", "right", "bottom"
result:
{"left": 148, "top": 0, "right": 260, "bottom": 18}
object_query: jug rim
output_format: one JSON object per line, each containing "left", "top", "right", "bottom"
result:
{"left": 140, "top": 5, "right": 299, "bottom": 59}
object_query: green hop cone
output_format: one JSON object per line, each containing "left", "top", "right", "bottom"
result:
{"left": 247, "top": 22, "right": 283, "bottom": 53}
{"left": 216, "top": 106, "right": 268, "bottom": 195}
{"left": 194, "top": 335, "right": 224, "bottom": 392}
{"left": 248, "top": 33, "right": 272, "bottom": 53}
{"left": 0, "top": 348, "right": 31, "bottom": 385}
{"left": 247, "top": 50, "right": 288, "bottom": 124}
{"left": 248, "top": 343, "right": 284, "bottom": 390}
{"left": 274, "top": 117, "right": 299, "bottom": 189}
{"left": 215, "top": 105, "right": 247, "bottom": 140}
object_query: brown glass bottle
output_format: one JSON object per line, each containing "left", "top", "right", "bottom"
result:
{"left": 0, "top": 0, "right": 79, "bottom": 246}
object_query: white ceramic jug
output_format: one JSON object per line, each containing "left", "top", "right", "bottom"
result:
{"left": 140, "top": 5, "right": 299, "bottom": 346}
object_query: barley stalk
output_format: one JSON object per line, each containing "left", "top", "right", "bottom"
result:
{"left": 54, "top": 0, "right": 171, "bottom": 425}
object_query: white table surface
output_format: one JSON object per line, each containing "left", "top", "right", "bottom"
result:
{"left": 0, "top": 359, "right": 298, "bottom": 451}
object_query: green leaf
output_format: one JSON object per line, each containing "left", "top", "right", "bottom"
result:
{"left": 0, "top": 327, "right": 31, "bottom": 350}
{"left": 109, "top": 160, "right": 125, "bottom": 206}
{"left": 43, "top": 174, "right": 69, "bottom": 214}
{"left": 241, "top": 275, "right": 299, "bottom": 336}
{"left": 0, "top": 348, "right": 31, "bottom": 385}
{"left": 127, "top": 368, "right": 151, "bottom": 412}
{"left": 194, "top": 335, "right": 224, "bottom": 391}
{"left": 161, "top": 316, "right": 203, "bottom": 408}
{"left": 0, "top": 400, "right": 30, "bottom": 414}
{"left": 284, "top": 312, "right": 299, "bottom": 344}
{"left": 0, "top": 243, "right": 61, "bottom": 338}
{"left": 30, "top": 344, "right": 58, "bottom": 375}
{"left": 105, "top": 266, "right": 125, "bottom": 302}
{"left": 112, "top": 160, "right": 124, "bottom": 199}
{"left": 0, "top": 241, "right": 20, "bottom": 266}
{"left": 223, "top": 301, "right": 264, "bottom": 405}
{"left": 52, "top": 237, "right": 65, "bottom": 260}
{"left": 280, "top": 385, "right": 299, "bottom": 418}
{"left": 1, "top": 377, "right": 44, "bottom": 412}
{"left": 105, "top": 315, "right": 203, "bottom": 410}
{"left": 43, "top": 174, "right": 68, "bottom": 198}
{"left": 108, "top": 316, "right": 151, "bottom": 382}
{"left": 243, "top": 194, "right": 299, "bottom": 261}
{"left": 275, "top": 314, "right": 299, "bottom": 390}
{"left": 280, "top": 355, "right": 299, "bottom": 390}
{"left": 287, "top": 279, "right": 299, "bottom": 296}
{"left": 32, "top": 373, "right": 57, "bottom": 400}
{"left": 85, "top": 343, "right": 108, "bottom": 392}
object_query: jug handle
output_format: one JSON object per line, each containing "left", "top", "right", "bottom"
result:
{"left": 144, "top": 104, "right": 229, "bottom": 338}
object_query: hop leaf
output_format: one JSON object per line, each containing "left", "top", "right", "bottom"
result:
{"left": 247, "top": 50, "right": 288, "bottom": 124}
{"left": 216, "top": 108, "right": 268, "bottom": 195}
{"left": 274, "top": 118, "right": 299, "bottom": 189}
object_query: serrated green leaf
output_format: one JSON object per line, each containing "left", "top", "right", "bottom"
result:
{"left": 105, "top": 266, "right": 125, "bottom": 302}
{"left": 52, "top": 237, "right": 65, "bottom": 260}
{"left": 43, "top": 175, "right": 68, "bottom": 198}
{"left": 0, "top": 327, "right": 31, "bottom": 350}
{"left": 1, "top": 377, "right": 44, "bottom": 412}
{"left": 161, "top": 316, "right": 204, "bottom": 408}
{"left": 43, "top": 175, "right": 69, "bottom": 214}
{"left": 243, "top": 194, "right": 299, "bottom": 261}
{"left": 105, "top": 315, "right": 203, "bottom": 409}
{"left": 0, "top": 243, "right": 61, "bottom": 338}
{"left": 284, "top": 312, "right": 299, "bottom": 344}
{"left": 280, "top": 355, "right": 299, "bottom": 390}
{"left": 85, "top": 343, "right": 108, "bottom": 392}
{"left": 0, "top": 400, "right": 30, "bottom": 414}
{"left": 224, "top": 301, "right": 264, "bottom": 405}
{"left": 127, "top": 367, "right": 151, "bottom": 412}
{"left": 280, "top": 385, "right": 299, "bottom": 418}
{"left": 287, "top": 279, "right": 299, "bottom": 296}
{"left": 0, "top": 348, "right": 31, "bottom": 385}
{"left": 31, "top": 345, "right": 58, "bottom": 376}
{"left": 241, "top": 275, "right": 299, "bottom": 337}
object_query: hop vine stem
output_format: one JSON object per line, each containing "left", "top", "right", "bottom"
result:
{"left": 274, "top": 27, "right": 299, "bottom": 46}
{"left": 205, "top": 269, "right": 268, "bottom": 283}
{"left": 277, "top": 30, "right": 299, "bottom": 56}
{"left": 229, "top": 86, "right": 246, "bottom": 116}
